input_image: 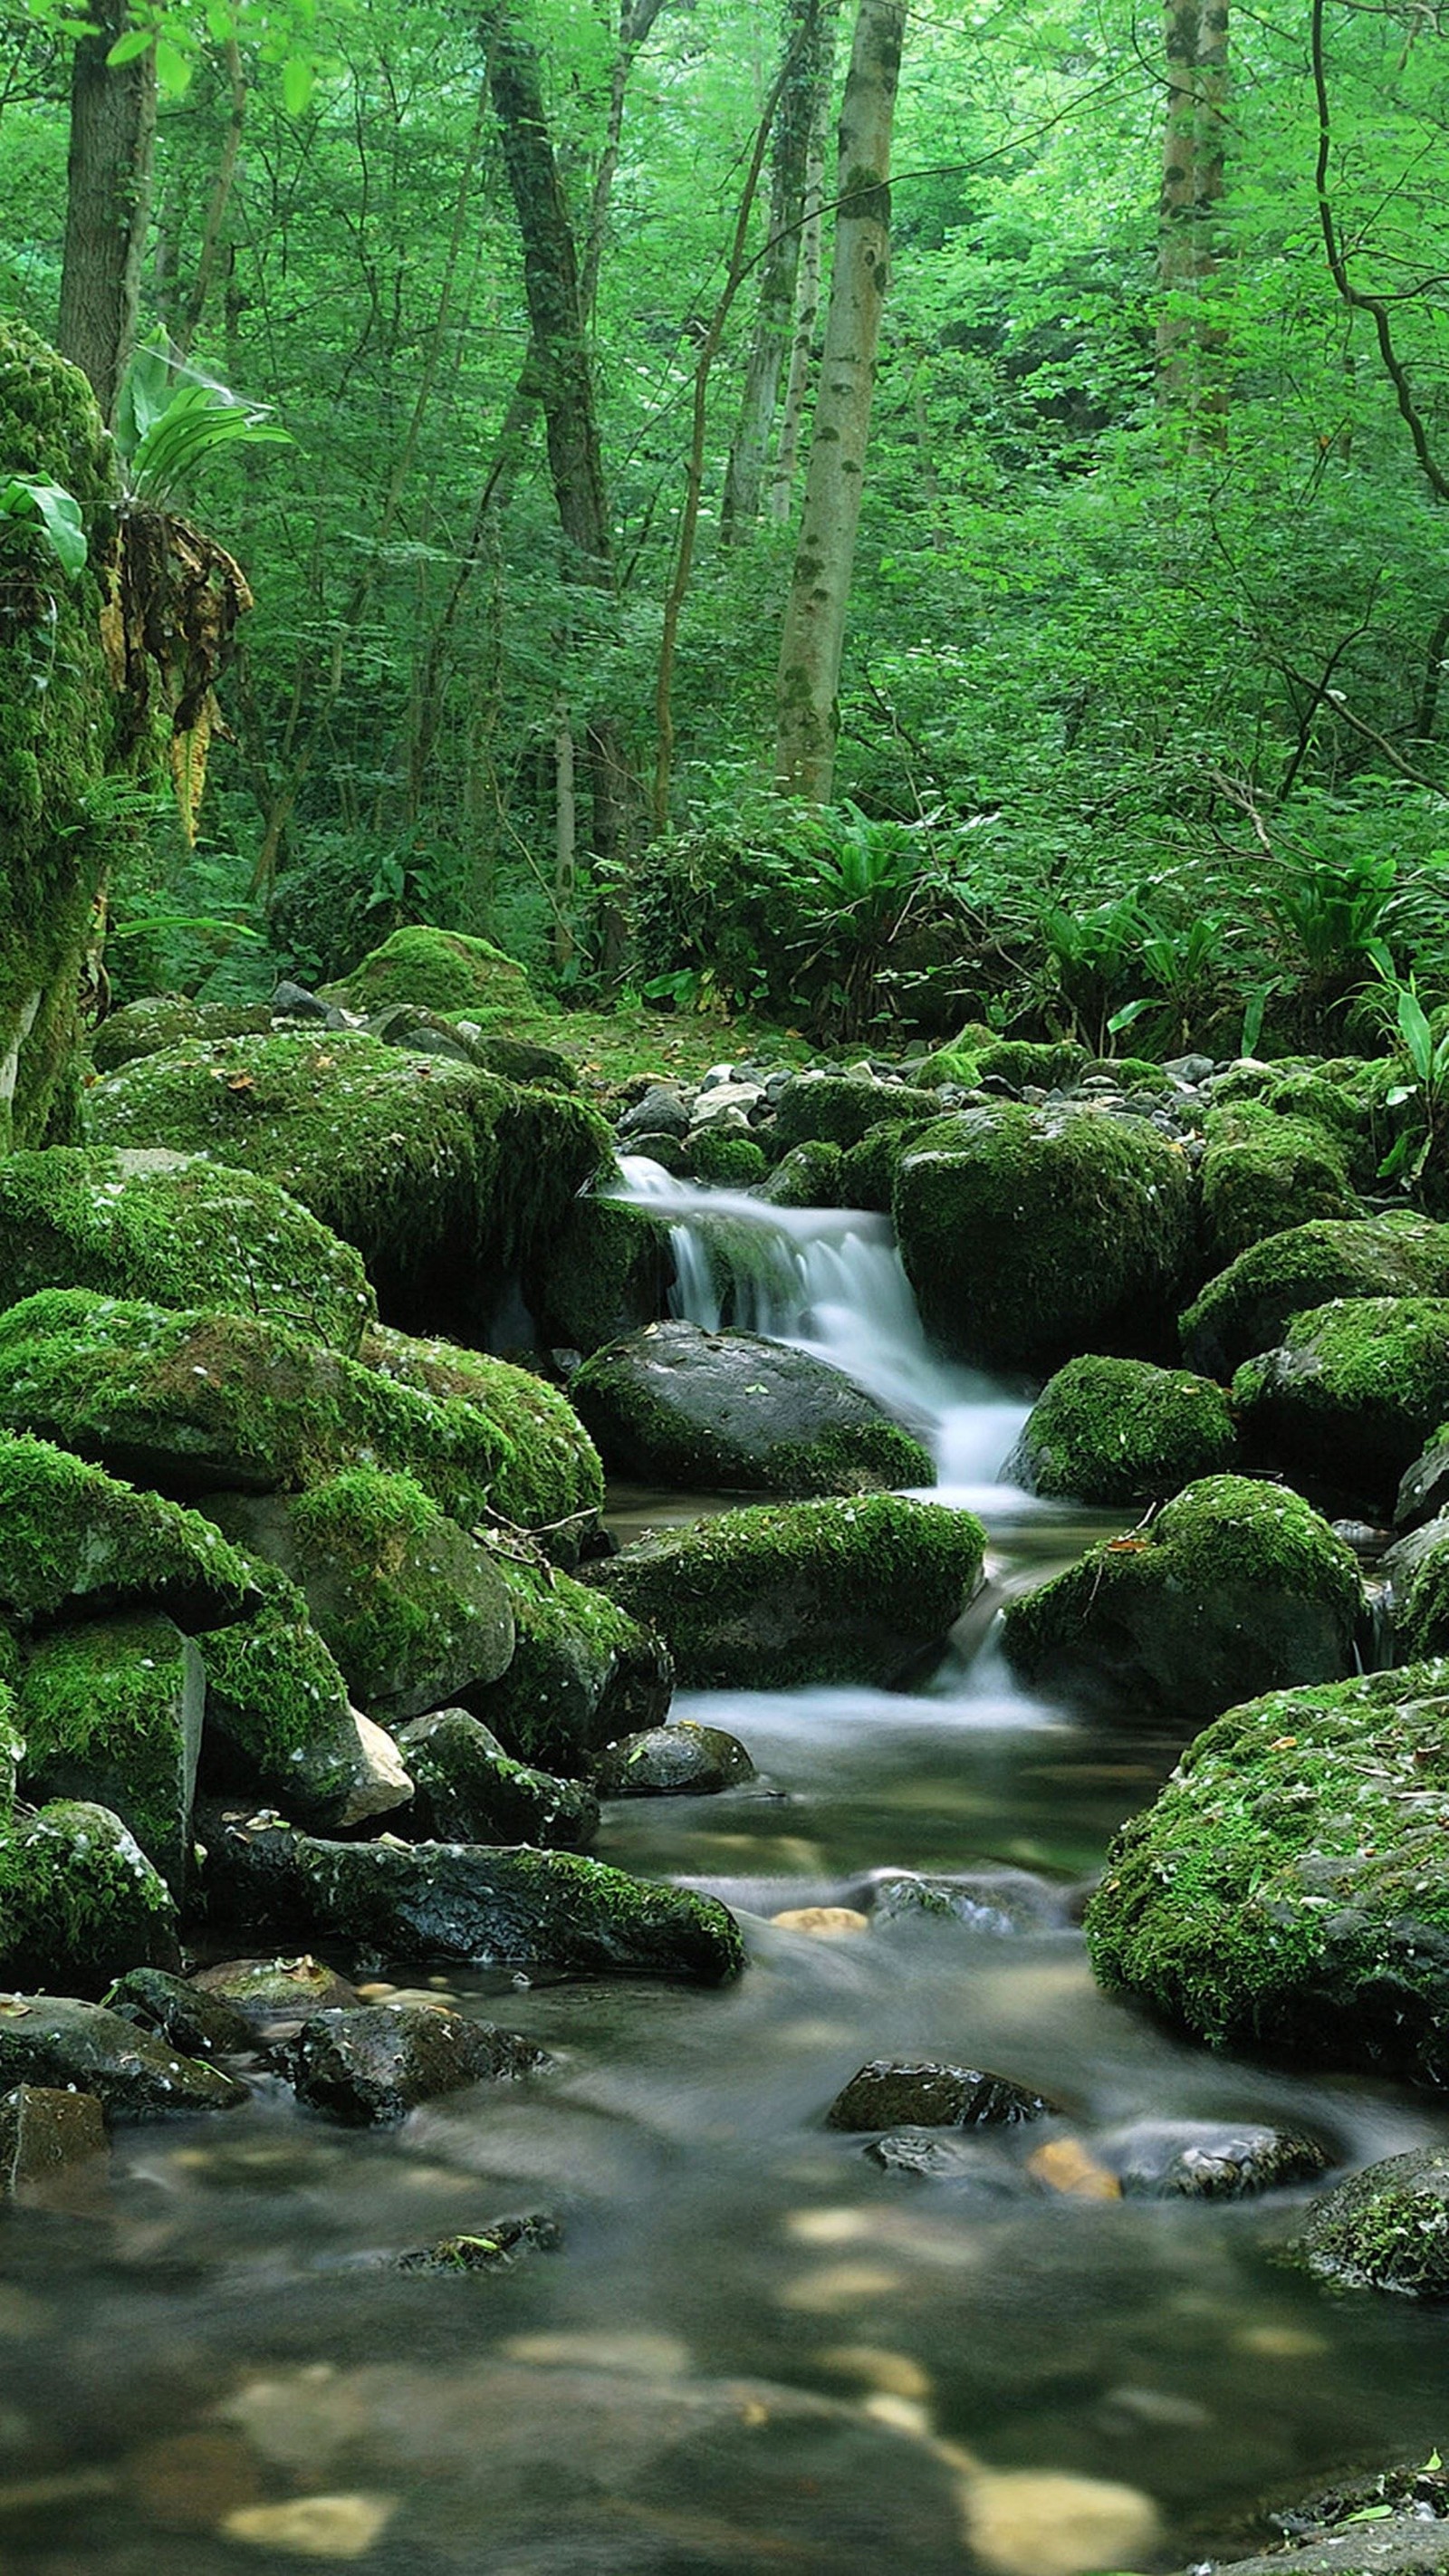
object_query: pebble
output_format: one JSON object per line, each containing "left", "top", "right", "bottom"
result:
{"left": 777, "top": 2262, "right": 905, "bottom": 2311}
{"left": 123, "top": 2429, "right": 261, "bottom": 2527}
{"left": 502, "top": 2329, "right": 690, "bottom": 2378}
{"left": 771, "top": 1906, "right": 869, "bottom": 1937}
{"left": 815, "top": 2344, "right": 933, "bottom": 2399}
{"left": 221, "top": 2493, "right": 398, "bottom": 2558}
{"left": 961, "top": 2466, "right": 1161, "bottom": 2576}
{"left": 1027, "top": 2138, "right": 1122, "bottom": 2199}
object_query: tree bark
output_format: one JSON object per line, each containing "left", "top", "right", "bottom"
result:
{"left": 768, "top": 53, "right": 831, "bottom": 524}
{"left": 773, "top": 0, "right": 904, "bottom": 803}
{"left": 582, "top": 0, "right": 677, "bottom": 327}
{"left": 58, "top": 0, "right": 158, "bottom": 424}
{"left": 720, "top": 0, "right": 832, "bottom": 544}
{"left": 1156, "top": 0, "right": 1229, "bottom": 428}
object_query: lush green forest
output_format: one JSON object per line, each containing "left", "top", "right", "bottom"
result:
{"left": 9, "top": 0, "right": 1449, "bottom": 1055}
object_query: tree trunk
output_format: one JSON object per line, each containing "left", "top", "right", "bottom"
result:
{"left": 720, "top": 0, "right": 831, "bottom": 544}
{"left": 767, "top": 62, "right": 830, "bottom": 524}
{"left": 773, "top": 0, "right": 905, "bottom": 803}
{"left": 582, "top": 0, "right": 677, "bottom": 326}
{"left": 1156, "top": 0, "right": 1230, "bottom": 429}
{"left": 58, "top": 0, "right": 158, "bottom": 424}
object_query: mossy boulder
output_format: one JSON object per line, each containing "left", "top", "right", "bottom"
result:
{"left": 199, "top": 1471, "right": 515, "bottom": 1725}
{"left": 517, "top": 1197, "right": 672, "bottom": 1359}
{"left": 686, "top": 1130, "right": 767, "bottom": 1187}
{"left": 1200, "top": 1107, "right": 1358, "bottom": 1266}
{"left": 20, "top": 1613, "right": 203, "bottom": 1894}
{"left": 571, "top": 1321, "right": 933, "bottom": 1497}
{"left": 893, "top": 1102, "right": 1195, "bottom": 1369}
{"left": 772, "top": 1072, "right": 939, "bottom": 1152}
{"left": 0, "top": 1146, "right": 376, "bottom": 1351}
{"left": 757, "top": 1140, "right": 847, "bottom": 1207}
{"left": 581, "top": 1494, "right": 984, "bottom": 1688}
{"left": 838, "top": 1120, "right": 925, "bottom": 1214}
{"left": 0, "top": 1290, "right": 523, "bottom": 1524}
{"left": 0, "top": 1802, "right": 179, "bottom": 1994}
{"left": 1005, "top": 1356, "right": 1236, "bottom": 1504}
{"left": 201, "top": 1810, "right": 745, "bottom": 1984}
{"left": 0, "top": 1988, "right": 245, "bottom": 2113}
{"left": 593, "top": 1721, "right": 756, "bottom": 1797}
{"left": 197, "top": 1559, "right": 413, "bottom": 1829}
{"left": 1001, "top": 1475, "right": 1362, "bottom": 1722}
{"left": 0, "top": 321, "right": 117, "bottom": 1153}
{"left": 321, "top": 926, "right": 550, "bottom": 1024}
{"left": 0, "top": 1433, "right": 252, "bottom": 1629}
{"left": 1233, "top": 1297, "right": 1449, "bottom": 1501}
{"left": 1292, "top": 2149, "right": 1449, "bottom": 2296}
{"left": 1383, "top": 1517, "right": 1449, "bottom": 1659}
{"left": 1084, "top": 1661, "right": 1449, "bottom": 2080}
{"left": 85, "top": 1031, "right": 609, "bottom": 1331}
{"left": 357, "top": 1323, "right": 603, "bottom": 1546}
{"left": 476, "top": 1551, "right": 673, "bottom": 1770}
{"left": 1180, "top": 1215, "right": 1449, "bottom": 1379}
{"left": 396, "top": 1706, "right": 598, "bottom": 1849}
{"left": 90, "top": 998, "right": 272, "bottom": 1076}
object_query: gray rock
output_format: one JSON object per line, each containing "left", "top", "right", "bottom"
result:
{"left": 864, "top": 2130, "right": 1030, "bottom": 2190}
{"left": 0, "top": 1995, "right": 247, "bottom": 2120}
{"left": 1095, "top": 2119, "right": 1330, "bottom": 2198}
{"left": 396, "top": 2211, "right": 562, "bottom": 2272}
{"left": 397, "top": 1707, "right": 598, "bottom": 1848}
{"left": 271, "top": 981, "right": 332, "bottom": 1022}
{"left": 107, "top": 1966, "right": 255, "bottom": 2057}
{"left": 1293, "top": 2147, "right": 1449, "bottom": 2295}
{"left": 593, "top": 1721, "right": 755, "bottom": 1798}
{"left": 619, "top": 1088, "right": 690, "bottom": 1141}
{"left": 282, "top": 2003, "right": 546, "bottom": 2125}
{"left": 825, "top": 2059, "right": 1058, "bottom": 2131}
{"left": 869, "top": 1869, "right": 1065, "bottom": 1934}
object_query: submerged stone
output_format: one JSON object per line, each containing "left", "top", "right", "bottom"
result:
{"left": 825, "top": 2060, "right": 1056, "bottom": 2131}
{"left": 869, "top": 1869, "right": 1065, "bottom": 1934}
{"left": 189, "top": 1955, "right": 362, "bottom": 2033}
{"left": 282, "top": 2003, "right": 545, "bottom": 2126}
{"left": 864, "top": 2131, "right": 1031, "bottom": 2191}
{"left": 0, "top": 2082, "right": 108, "bottom": 2209}
{"left": 1094, "top": 2119, "right": 1330, "bottom": 2198}
{"left": 396, "top": 2212, "right": 562, "bottom": 2272}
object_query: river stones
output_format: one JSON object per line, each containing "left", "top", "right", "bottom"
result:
{"left": 864, "top": 2132, "right": 1031, "bottom": 2191}
{"left": 281, "top": 2004, "right": 545, "bottom": 2125}
{"left": 1092, "top": 2119, "right": 1330, "bottom": 2198}
{"left": 892, "top": 1100, "right": 1195, "bottom": 1369}
{"left": 1233, "top": 1297, "right": 1449, "bottom": 1505}
{"left": 200, "top": 1811, "right": 746, "bottom": 1985}
{"left": 772, "top": 1072, "right": 940, "bottom": 1151}
{"left": 1085, "top": 1661, "right": 1449, "bottom": 2081}
{"left": 107, "top": 1966, "right": 255, "bottom": 2058}
{"left": 1006, "top": 1354, "right": 1236, "bottom": 1504}
{"left": 869, "top": 1869, "right": 1068, "bottom": 1934}
{"left": 20, "top": 1612, "right": 203, "bottom": 1893}
{"left": 1180, "top": 1215, "right": 1449, "bottom": 1379}
{"left": 824, "top": 2060, "right": 1056, "bottom": 2130}
{"left": 0, "top": 1802, "right": 179, "bottom": 1994}
{"left": 0, "top": 2082, "right": 109, "bottom": 2208}
{"left": 571, "top": 1320, "right": 933, "bottom": 1496}
{"left": 1292, "top": 2148, "right": 1449, "bottom": 2296}
{"left": 593, "top": 1721, "right": 756, "bottom": 1797}
{"left": 0, "top": 1995, "right": 247, "bottom": 2119}
{"left": 1000, "top": 1475, "right": 1362, "bottom": 1723}
{"left": 1199, "top": 1106, "right": 1358, "bottom": 1265}
{"left": 582, "top": 1494, "right": 984, "bottom": 1688}
{"left": 396, "top": 1708, "right": 599, "bottom": 1850}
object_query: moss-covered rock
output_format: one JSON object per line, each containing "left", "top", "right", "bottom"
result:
{"left": 838, "top": 1120, "right": 926, "bottom": 1214}
{"left": 893, "top": 1102, "right": 1195, "bottom": 1369}
{"left": 322, "top": 925, "right": 550, "bottom": 1022}
{"left": 1180, "top": 1215, "right": 1449, "bottom": 1379}
{"left": 20, "top": 1612, "right": 203, "bottom": 1893}
{"left": 757, "top": 1140, "right": 847, "bottom": 1207}
{"left": 356, "top": 1322, "right": 603, "bottom": 1544}
{"left": 0, "top": 1433, "right": 252, "bottom": 1629}
{"left": 917, "top": 1037, "right": 1089, "bottom": 1092}
{"left": 1005, "top": 1356, "right": 1236, "bottom": 1504}
{"left": 1233, "top": 1296, "right": 1449, "bottom": 1501}
{"left": 396, "top": 1706, "right": 598, "bottom": 1849}
{"left": 0, "top": 322, "right": 117, "bottom": 1152}
{"left": 197, "top": 1558, "right": 413, "bottom": 1828}
{"left": 772, "top": 1072, "right": 940, "bottom": 1152}
{"left": 1292, "top": 2149, "right": 1449, "bottom": 2296}
{"left": 1383, "top": 1516, "right": 1449, "bottom": 1658}
{"left": 0, "top": 1146, "right": 376, "bottom": 1351}
{"left": 572, "top": 1321, "right": 933, "bottom": 1497}
{"left": 686, "top": 1129, "right": 768, "bottom": 1187}
{"left": 0, "top": 1289, "right": 523, "bottom": 1523}
{"left": 90, "top": 997, "right": 272, "bottom": 1076}
{"left": 1200, "top": 1106, "right": 1358, "bottom": 1266}
{"left": 85, "top": 1031, "right": 609, "bottom": 1330}
{"left": 200, "top": 1472, "right": 515, "bottom": 1725}
{"left": 201, "top": 1809, "right": 745, "bottom": 1984}
{"left": 0, "top": 1987, "right": 245, "bottom": 2111}
{"left": 0, "top": 1802, "right": 179, "bottom": 1994}
{"left": 517, "top": 1197, "right": 672, "bottom": 1360}
{"left": 1001, "top": 1475, "right": 1362, "bottom": 1722}
{"left": 581, "top": 1494, "right": 984, "bottom": 1688}
{"left": 1084, "top": 1660, "right": 1449, "bottom": 2079}
{"left": 593, "top": 1721, "right": 755, "bottom": 1797}
{"left": 476, "top": 1551, "right": 673, "bottom": 1770}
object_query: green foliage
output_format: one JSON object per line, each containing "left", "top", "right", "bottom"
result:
{"left": 0, "top": 472, "right": 84, "bottom": 577}
{"left": 115, "top": 336, "right": 291, "bottom": 505}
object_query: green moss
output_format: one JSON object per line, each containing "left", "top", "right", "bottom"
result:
{"left": 0, "top": 1798, "right": 178, "bottom": 1993}
{"left": 1085, "top": 1056, "right": 1174, "bottom": 1091}
{"left": 687, "top": 1129, "right": 767, "bottom": 1187}
{"left": 1180, "top": 1215, "right": 1449, "bottom": 1378}
{"left": 0, "top": 1431, "right": 252, "bottom": 1627}
{"left": 1083, "top": 1660, "right": 1449, "bottom": 2078}
{"left": 197, "top": 1556, "right": 360, "bottom": 1813}
{"left": 1201, "top": 1105, "right": 1358, "bottom": 1264}
{"left": 519, "top": 1196, "right": 672, "bottom": 1360}
{"left": 1293, "top": 2150, "right": 1449, "bottom": 2296}
{"left": 323, "top": 926, "right": 552, "bottom": 1023}
{"left": 358, "top": 1322, "right": 604, "bottom": 1543}
{"left": 1390, "top": 1523, "right": 1449, "bottom": 1658}
{"left": 1010, "top": 1355, "right": 1237, "bottom": 1504}
{"left": 758, "top": 1139, "right": 846, "bottom": 1207}
{"left": 975, "top": 1038, "right": 1092, "bottom": 1090}
{"left": 20, "top": 1613, "right": 200, "bottom": 1890}
{"left": 85, "top": 1030, "right": 611, "bottom": 1323}
{"left": 582, "top": 1494, "right": 984, "bottom": 1687}
{"left": 894, "top": 1101, "right": 1195, "bottom": 1368}
{"left": 0, "top": 1145, "right": 376, "bottom": 1350}
{"left": 1233, "top": 1295, "right": 1449, "bottom": 1495}
{"left": 91, "top": 997, "right": 272, "bottom": 1076}
{"left": 772, "top": 1073, "right": 940, "bottom": 1151}
{"left": 838, "top": 1120, "right": 926, "bottom": 1212}
{"left": 476, "top": 1548, "right": 672, "bottom": 1767}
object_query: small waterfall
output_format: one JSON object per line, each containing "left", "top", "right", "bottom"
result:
{"left": 610, "top": 1157, "right": 1034, "bottom": 1507}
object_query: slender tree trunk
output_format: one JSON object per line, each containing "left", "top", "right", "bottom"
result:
{"left": 582, "top": 0, "right": 676, "bottom": 326}
{"left": 720, "top": 0, "right": 830, "bottom": 544}
{"left": 554, "top": 692, "right": 576, "bottom": 967}
{"left": 175, "top": 37, "right": 246, "bottom": 360}
{"left": 773, "top": 0, "right": 905, "bottom": 803}
{"left": 768, "top": 30, "right": 834, "bottom": 524}
{"left": 58, "top": 0, "right": 158, "bottom": 423}
{"left": 1156, "top": 0, "right": 1230, "bottom": 428}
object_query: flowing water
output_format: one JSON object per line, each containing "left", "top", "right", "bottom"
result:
{"left": 9, "top": 1180, "right": 1449, "bottom": 2574}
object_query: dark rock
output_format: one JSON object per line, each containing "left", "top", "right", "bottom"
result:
{"left": 869, "top": 1869, "right": 1065, "bottom": 1934}
{"left": 619, "top": 1088, "right": 690, "bottom": 1141}
{"left": 1233, "top": 1298, "right": 1449, "bottom": 1506}
{"left": 0, "top": 1996, "right": 247, "bottom": 2119}
{"left": 474, "top": 1552, "right": 673, "bottom": 1773}
{"left": 0, "top": 1802, "right": 179, "bottom": 1994}
{"left": 200, "top": 1811, "right": 745, "bottom": 1985}
{"left": 593, "top": 1721, "right": 755, "bottom": 1798}
{"left": 1095, "top": 2119, "right": 1330, "bottom": 2198}
{"left": 864, "top": 2130, "right": 1030, "bottom": 2191}
{"left": 282, "top": 2003, "right": 546, "bottom": 2125}
{"left": 396, "top": 2211, "right": 563, "bottom": 2272}
{"left": 107, "top": 1966, "right": 255, "bottom": 2057}
{"left": 825, "top": 2059, "right": 1057, "bottom": 2131}
{"left": 0, "top": 2082, "right": 109, "bottom": 2210}
{"left": 1293, "top": 2148, "right": 1449, "bottom": 2295}
{"left": 397, "top": 1708, "right": 598, "bottom": 1849}
{"left": 189, "top": 1954, "right": 361, "bottom": 2033}
{"left": 271, "top": 980, "right": 333, "bottom": 1022}
{"left": 1399, "top": 1432, "right": 1449, "bottom": 1532}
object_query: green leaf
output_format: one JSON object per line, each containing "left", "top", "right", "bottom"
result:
{"left": 154, "top": 37, "right": 193, "bottom": 93}
{"left": 0, "top": 476, "right": 87, "bottom": 580}
{"left": 1423, "top": 2450, "right": 1443, "bottom": 2473}
{"left": 104, "top": 26, "right": 155, "bottom": 63}
{"left": 282, "top": 53, "right": 313, "bottom": 113}
{"left": 1340, "top": 2505, "right": 1395, "bottom": 2524}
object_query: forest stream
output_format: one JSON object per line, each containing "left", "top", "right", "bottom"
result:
{"left": 5, "top": 1180, "right": 1449, "bottom": 2576}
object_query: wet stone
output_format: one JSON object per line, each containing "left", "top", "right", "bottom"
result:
{"left": 1097, "top": 2119, "right": 1331, "bottom": 2199}
{"left": 825, "top": 2060, "right": 1058, "bottom": 2132}
{"left": 396, "top": 1707, "right": 599, "bottom": 1850}
{"left": 0, "top": 1996, "right": 247, "bottom": 2120}
{"left": 106, "top": 1966, "right": 254, "bottom": 2058}
{"left": 0, "top": 2083, "right": 109, "bottom": 2210}
{"left": 189, "top": 1954, "right": 361, "bottom": 2035}
{"left": 869, "top": 1869, "right": 1064, "bottom": 1935}
{"left": 864, "top": 2130, "right": 1030, "bottom": 2193}
{"left": 396, "top": 2211, "right": 562, "bottom": 2272}
{"left": 1292, "top": 2146, "right": 1449, "bottom": 2296}
{"left": 593, "top": 1720, "right": 757, "bottom": 1798}
{"left": 282, "top": 2003, "right": 546, "bottom": 2127}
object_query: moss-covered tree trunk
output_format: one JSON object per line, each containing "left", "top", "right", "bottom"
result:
{"left": 0, "top": 322, "right": 117, "bottom": 1151}
{"left": 1156, "top": 0, "right": 1230, "bottom": 433}
{"left": 773, "top": 0, "right": 905, "bottom": 803}
{"left": 57, "top": 0, "right": 158, "bottom": 426}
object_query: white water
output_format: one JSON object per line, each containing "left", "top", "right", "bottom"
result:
{"left": 611, "top": 1155, "right": 1035, "bottom": 1514}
